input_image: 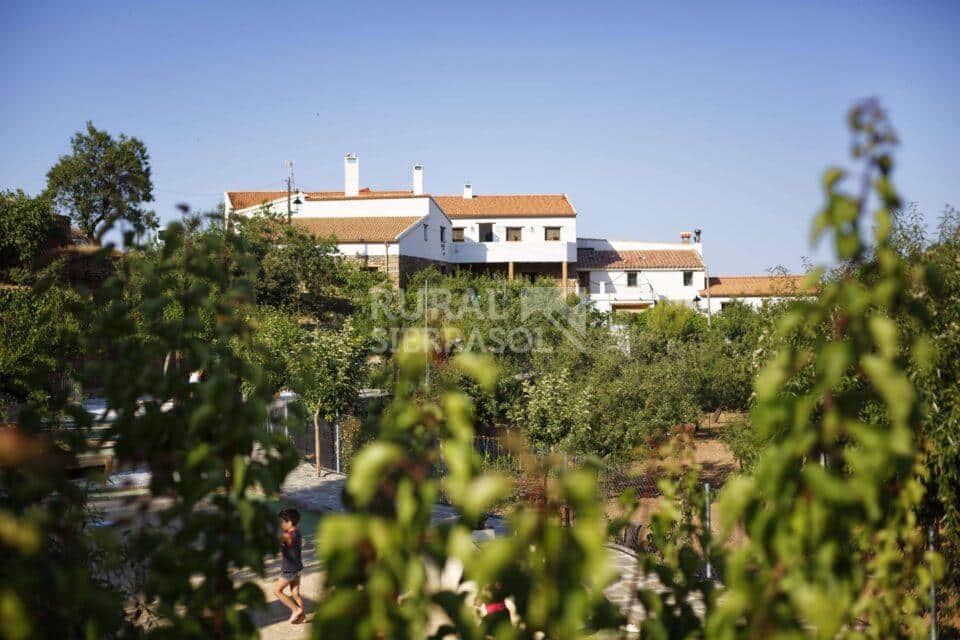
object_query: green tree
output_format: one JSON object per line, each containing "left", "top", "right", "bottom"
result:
{"left": 0, "top": 281, "right": 124, "bottom": 640}
{"left": 92, "top": 221, "right": 299, "bottom": 637}
{"left": 294, "top": 322, "right": 369, "bottom": 471}
{"left": 0, "top": 284, "right": 85, "bottom": 408}
{"left": 630, "top": 300, "right": 706, "bottom": 346}
{"left": 45, "top": 122, "right": 154, "bottom": 243}
{"left": 234, "top": 212, "right": 386, "bottom": 321}
{"left": 0, "top": 190, "right": 57, "bottom": 270}
{"left": 237, "top": 308, "right": 305, "bottom": 397}
{"left": 509, "top": 369, "right": 589, "bottom": 448}
{"left": 888, "top": 203, "right": 960, "bottom": 624}
{"left": 708, "top": 100, "right": 939, "bottom": 637}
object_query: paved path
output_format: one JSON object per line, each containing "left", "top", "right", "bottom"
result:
{"left": 252, "top": 462, "right": 691, "bottom": 638}
{"left": 278, "top": 461, "right": 510, "bottom": 535}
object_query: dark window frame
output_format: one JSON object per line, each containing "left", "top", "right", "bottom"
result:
{"left": 452, "top": 227, "right": 465, "bottom": 242}
{"left": 479, "top": 222, "right": 494, "bottom": 243}
{"left": 506, "top": 227, "right": 522, "bottom": 242}
{"left": 544, "top": 226, "right": 561, "bottom": 241}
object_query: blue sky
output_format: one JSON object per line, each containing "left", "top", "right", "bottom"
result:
{"left": 1, "top": 0, "right": 957, "bottom": 274}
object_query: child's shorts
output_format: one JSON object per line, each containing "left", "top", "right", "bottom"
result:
{"left": 280, "top": 570, "right": 301, "bottom": 581}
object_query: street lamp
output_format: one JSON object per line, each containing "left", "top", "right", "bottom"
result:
{"left": 287, "top": 192, "right": 302, "bottom": 225}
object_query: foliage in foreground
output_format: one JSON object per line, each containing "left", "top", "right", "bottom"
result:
{"left": 313, "top": 334, "right": 621, "bottom": 638}
{"left": 91, "top": 222, "right": 300, "bottom": 637}
{"left": 710, "top": 100, "right": 941, "bottom": 637}
{"left": 311, "top": 100, "right": 943, "bottom": 638}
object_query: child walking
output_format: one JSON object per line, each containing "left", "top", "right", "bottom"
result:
{"left": 274, "top": 508, "right": 304, "bottom": 624}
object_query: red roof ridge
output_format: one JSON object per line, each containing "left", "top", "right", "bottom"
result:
{"left": 707, "top": 274, "right": 804, "bottom": 279}
{"left": 577, "top": 248, "right": 704, "bottom": 270}
{"left": 434, "top": 193, "right": 568, "bottom": 197}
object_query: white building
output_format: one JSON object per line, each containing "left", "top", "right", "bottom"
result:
{"left": 225, "top": 154, "right": 806, "bottom": 312}
{"left": 575, "top": 234, "right": 706, "bottom": 313}
{"left": 433, "top": 190, "right": 577, "bottom": 284}
{"left": 699, "top": 275, "right": 816, "bottom": 315}
{"left": 225, "top": 154, "right": 577, "bottom": 287}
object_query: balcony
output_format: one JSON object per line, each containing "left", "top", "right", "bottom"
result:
{"left": 582, "top": 280, "right": 657, "bottom": 311}
{"left": 448, "top": 239, "right": 576, "bottom": 264}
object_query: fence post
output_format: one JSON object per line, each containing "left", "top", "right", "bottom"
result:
{"left": 334, "top": 416, "right": 342, "bottom": 475}
{"left": 930, "top": 524, "right": 938, "bottom": 640}
{"left": 704, "top": 481, "right": 713, "bottom": 581}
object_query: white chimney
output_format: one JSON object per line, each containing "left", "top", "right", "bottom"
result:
{"left": 463, "top": 182, "right": 473, "bottom": 199}
{"left": 413, "top": 162, "right": 424, "bottom": 196}
{"left": 344, "top": 153, "right": 359, "bottom": 197}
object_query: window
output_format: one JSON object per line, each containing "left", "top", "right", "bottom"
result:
{"left": 578, "top": 271, "right": 590, "bottom": 289}
{"left": 452, "top": 227, "right": 464, "bottom": 242}
{"left": 423, "top": 224, "right": 429, "bottom": 241}
{"left": 506, "top": 227, "right": 522, "bottom": 242}
{"left": 440, "top": 226, "right": 446, "bottom": 243}
{"left": 627, "top": 272, "right": 638, "bottom": 287}
{"left": 479, "top": 223, "right": 494, "bottom": 242}
{"left": 683, "top": 271, "right": 693, "bottom": 286}
{"left": 544, "top": 226, "right": 561, "bottom": 241}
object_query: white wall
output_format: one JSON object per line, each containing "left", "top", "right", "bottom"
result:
{"left": 577, "top": 236, "right": 703, "bottom": 256}
{"left": 229, "top": 195, "right": 434, "bottom": 219}
{"left": 581, "top": 268, "right": 706, "bottom": 312}
{"left": 230, "top": 194, "right": 449, "bottom": 262}
{"left": 292, "top": 196, "right": 432, "bottom": 219}
{"left": 397, "top": 199, "right": 453, "bottom": 261}
{"left": 705, "top": 295, "right": 796, "bottom": 315}
{"left": 335, "top": 242, "right": 394, "bottom": 257}
{"left": 447, "top": 216, "right": 577, "bottom": 263}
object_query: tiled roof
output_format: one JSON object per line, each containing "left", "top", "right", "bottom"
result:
{"left": 227, "top": 189, "right": 415, "bottom": 211}
{"left": 700, "top": 275, "right": 817, "bottom": 297}
{"left": 290, "top": 216, "right": 420, "bottom": 243}
{"left": 577, "top": 249, "right": 704, "bottom": 270}
{"left": 432, "top": 195, "right": 575, "bottom": 219}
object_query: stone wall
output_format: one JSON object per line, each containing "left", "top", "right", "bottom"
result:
{"left": 398, "top": 255, "right": 450, "bottom": 287}
{"left": 341, "top": 253, "right": 449, "bottom": 287}
{"left": 343, "top": 253, "right": 400, "bottom": 285}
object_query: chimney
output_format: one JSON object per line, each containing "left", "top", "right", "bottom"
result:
{"left": 463, "top": 182, "right": 473, "bottom": 199}
{"left": 413, "top": 162, "right": 424, "bottom": 196}
{"left": 680, "top": 231, "right": 692, "bottom": 245}
{"left": 344, "top": 153, "right": 359, "bottom": 197}
{"left": 693, "top": 228, "right": 702, "bottom": 244}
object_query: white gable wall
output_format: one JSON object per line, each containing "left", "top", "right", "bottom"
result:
{"left": 397, "top": 199, "right": 453, "bottom": 261}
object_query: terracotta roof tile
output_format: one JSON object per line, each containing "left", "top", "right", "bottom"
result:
{"left": 432, "top": 195, "right": 574, "bottom": 219}
{"left": 227, "top": 189, "right": 415, "bottom": 211}
{"left": 700, "top": 275, "right": 817, "bottom": 297}
{"left": 290, "top": 216, "right": 420, "bottom": 243}
{"left": 577, "top": 249, "right": 704, "bottom": 270}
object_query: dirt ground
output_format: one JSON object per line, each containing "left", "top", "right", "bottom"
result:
{"left": 241, "top": 537, "right": 322, "bottom": 639}
{"left": 694, "top": 413, "right": 740, "bottom": 483}
{"left": 613, "top": 415, "right": 740, "bottom": 545}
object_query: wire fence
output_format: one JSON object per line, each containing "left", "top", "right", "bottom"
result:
{"left": 471, "top": 435, "right": 661, "bottom": 500}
